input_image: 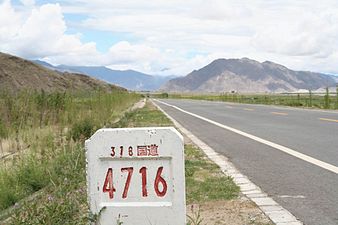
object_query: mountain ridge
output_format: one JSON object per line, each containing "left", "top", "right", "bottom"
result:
{"left": 161, "top": 58, "right": 337, "bottom": 93}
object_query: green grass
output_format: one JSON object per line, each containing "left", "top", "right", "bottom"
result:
{"left": 154, "top": 91, "right": 338, "bottom": 110}
{"left": 9, "top": 143, "right": 88, "bottom": 225}
{"left": 185, "top": 145, "right": 239, "bottom": 203}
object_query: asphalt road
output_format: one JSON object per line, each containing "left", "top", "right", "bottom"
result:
{"left": 154, "top": 99, "right": 338, "bottom": 225}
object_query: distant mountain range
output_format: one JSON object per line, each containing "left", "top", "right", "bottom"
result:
{"left": 34, "top": 60, "right": 175, "bottom": 91}
{"left": 2, "top": 53, "right": 336, "bottom": 94}
{"left": 0, "top": 52, "right": 124, "bottom": 93}
{"left": 161, "top": 58, "right": 338, "bottom": 93}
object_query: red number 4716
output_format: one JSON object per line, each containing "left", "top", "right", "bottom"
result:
{"left": 103, "top": 166, "right": 167, "bottom": 199}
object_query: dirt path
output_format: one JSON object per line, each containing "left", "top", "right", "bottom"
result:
{"left": 187, "top": 198, "right": 272, "bottom": 225}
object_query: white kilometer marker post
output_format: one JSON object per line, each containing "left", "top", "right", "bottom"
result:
{"left": 86, "top": 127, "right": 186, "bottom": 225}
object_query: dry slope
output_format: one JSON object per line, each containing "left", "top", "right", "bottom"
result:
{"left": 0, "top": 52, "right": 125, "bottom": 93}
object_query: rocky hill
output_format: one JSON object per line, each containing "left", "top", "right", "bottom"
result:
{"left": 0, "top": 52, "right": 125, "bottom": 93}
{"left": 161, "top": 58, "right": 337, "bottom": 93}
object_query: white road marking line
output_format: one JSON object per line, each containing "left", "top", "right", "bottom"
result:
{"left": 319, "top": 118, "right": 338, "bottom": 123}
{"left": 243, "top": 108, "right": 254, "bottom": 111}
{"left": 278, "top": 195, "right": 306, "bottom": 199}
{"left": 271, "top": 112, "right": 288, "bottom": 116}
{"left": 155, "top": 99, "right": 338, "bottom": 175}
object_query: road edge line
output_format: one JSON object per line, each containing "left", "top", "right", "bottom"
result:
{"left": 151, "top": 99, "right": 303, "bottom": 225}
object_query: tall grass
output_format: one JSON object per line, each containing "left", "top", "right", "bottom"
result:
{"left": 0, "top": 90, "right": 140, "bottom": 212}
{"left": 154, "top": 90, "right": 338, "bottom": 109}
{"left": 0, "top": 90, "right": 139, "bottom": 135}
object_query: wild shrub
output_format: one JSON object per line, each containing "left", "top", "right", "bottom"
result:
{"left": 70, "top": 118, "right": 95, "bottom": 141}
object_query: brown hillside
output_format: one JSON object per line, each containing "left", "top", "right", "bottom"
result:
{"left": 0, "top": 52, "right": 125, "bottom": 93}
{"left": 161, "top": 58, "right": 337, "bottom": 93}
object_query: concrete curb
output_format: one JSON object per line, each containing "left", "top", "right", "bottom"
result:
{"left": 151, "top": 99, "right": 303, "bottom": 225}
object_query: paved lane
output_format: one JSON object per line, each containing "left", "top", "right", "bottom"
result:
{"left": 155, "top": 99, "right": 338, "bottom": 225}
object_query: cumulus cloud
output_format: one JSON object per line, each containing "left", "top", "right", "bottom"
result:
{"left": 1, "top": 0, "right": 338, "bottom": 75}
{"left": 0, "top": 1, "right": 99, "bottom": 63}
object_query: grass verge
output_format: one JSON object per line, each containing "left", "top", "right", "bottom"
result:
{"left": 185, "top": 145, "right": 239, "bottom": 204}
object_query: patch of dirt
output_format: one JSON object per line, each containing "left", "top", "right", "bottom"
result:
{"left": 0, "top": 139, "right": 12, "bottom": 156}
{"left": 0, "top": 139, "right": 20, "bottom": 160}
{"left": 145, "top": 99, "right": 159, "bottom": 110}
{"left": 131, "top": 98, "right": 146, "bottom": 110}
{"left": 187, "top": 198, "right": 273, "bottom": 225}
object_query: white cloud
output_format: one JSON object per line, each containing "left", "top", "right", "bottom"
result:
{"left": 252, "top": 8, "right": 338, "bottom": 58}
{"left": 0, "top": 0, "right": 22, "bottom": 43}
{"left": 106, "top": 41, "right": 160, "bottom": 64}
{"left": 74, "top": 0, "right": 338, "bottom": 74}
{"left": 1, "top": 0, "right": 338, "bottom": 75}
{"left": 0, "top": 1, "right": 99, "bottom": 64}
{"left": 103, "top": 41, "right": 189, "bottom": 75}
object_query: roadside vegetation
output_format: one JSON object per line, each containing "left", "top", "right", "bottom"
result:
{"left": 0, "top": 90, "right": 140, "bottom": 224}
{"left": 154, "top": 87, "right": 338, "bottom": 110}
{"left": 0, "top": 97, "right": 240, "bottom": 224}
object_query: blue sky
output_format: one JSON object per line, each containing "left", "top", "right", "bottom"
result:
{"left": 1, "top": 0, "right": 338, "bottom": 76}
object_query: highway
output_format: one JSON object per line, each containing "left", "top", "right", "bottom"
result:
{"left": 154, "top": 99, "right": 338, "bottom": 225}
